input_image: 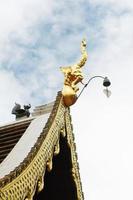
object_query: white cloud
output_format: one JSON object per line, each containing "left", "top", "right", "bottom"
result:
{"left": 0, "top": 0, "right": 133, "bottom": 199}
{"left": 89, "top": 0, "right": 133, "bottom": 10}
{"left": 71, "top": 2, "right": 133, "bottom": 199}
{"left": 0, "top": 69, "right": 31, "bottom": 124}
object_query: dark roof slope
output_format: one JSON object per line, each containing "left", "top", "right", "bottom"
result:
{"left": 0, "top": 119, "right": 32, "bottom": 163}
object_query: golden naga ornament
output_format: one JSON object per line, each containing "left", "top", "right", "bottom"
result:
{"left": 60, "top": 38, "right": 88, "bottom": 106}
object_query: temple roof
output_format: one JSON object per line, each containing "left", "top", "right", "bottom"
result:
{"left": 0, "top": 92, "right": 84, "bottom": 200}
{"left": 0, "top": 114, "right": 50, "bottom": 178}
{"left": 0, "top": 118, "right": 32, "bottom": 165}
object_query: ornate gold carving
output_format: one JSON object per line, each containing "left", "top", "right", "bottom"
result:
{"left": 37, "top": 172, "right": 45, "bottom": 193}
{"left": 46, "top": 158, "right": 53, "bottom": 172}
{"left": 60, "top": 39, "right": 88, "bottom": 106}
{"left": 54, "top": 140, "right": 60, "bottom": 156}
{"left": 65, "top": 108, "right": 84, "bottom": 200}
{"left": 60, "top": 127, "right": 66, "bottom": 137}
{"left": 0, "top": 92, "right": 65, "bottom": 200}
{"left": 0, "top": 92, "right": 84, "bottom": 200}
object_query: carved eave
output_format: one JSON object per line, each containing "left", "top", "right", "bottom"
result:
{"left": 0, "top": 92, "right": 84, "bottom": 200}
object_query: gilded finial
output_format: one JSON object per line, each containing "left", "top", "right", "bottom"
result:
{"left": 60, "top": 38, "right": 88, "bottom": 106}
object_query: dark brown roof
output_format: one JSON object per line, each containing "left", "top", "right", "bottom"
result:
{"left": 0, "top": 119, "right": 32, "bottom": 163}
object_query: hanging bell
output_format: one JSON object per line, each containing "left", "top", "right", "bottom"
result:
{"left": 103, "top": 77, "right": 111, "bottom": 87}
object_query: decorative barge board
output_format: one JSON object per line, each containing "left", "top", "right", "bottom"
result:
{"left": 0, "top": 92, "right": 84, "bottom": 200}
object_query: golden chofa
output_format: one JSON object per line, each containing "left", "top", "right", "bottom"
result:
{"left": 60, "top": 38, "right": 88, "bottom": 106}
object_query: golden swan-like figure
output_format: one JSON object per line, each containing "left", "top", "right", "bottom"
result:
{"left": 60, "top": 38, "right": 88, "bottom": 106}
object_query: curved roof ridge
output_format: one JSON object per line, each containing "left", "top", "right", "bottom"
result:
{"left": 0, "top": 91, "right": 62, "bottom": 188}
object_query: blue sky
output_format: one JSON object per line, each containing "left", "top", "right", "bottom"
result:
{"left": 0, "top": 0, "right": 133, "bottom": 199}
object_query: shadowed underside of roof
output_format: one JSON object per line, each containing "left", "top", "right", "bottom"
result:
{"left": 0, "top": 92, "right": 84, "bottom": 200}
{"left": 34, "top": 135, "right": 78, "bottom": 200}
